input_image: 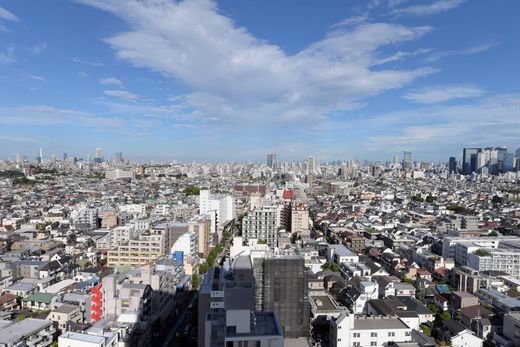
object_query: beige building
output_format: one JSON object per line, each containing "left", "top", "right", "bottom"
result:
{"left": 291, "top": 201, "right": 309, "bottom": 236}
{"left": 47, "top": 304, "right": 82, "bottom": 333}
{"left": 108, "top": 230, "right": 165, "bottom": 267}
{"left": 100, "top": 211, "right": 118, "bottom": 228}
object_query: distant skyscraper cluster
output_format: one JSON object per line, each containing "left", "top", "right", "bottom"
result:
{"left": 402, "top": 150, "right": 412, "bottom": 171}
{"left": 267, "top": 153, "right": 277, "bottom": 169}
{"left": 461, "top": 146, "right": 519, "bottom": 175}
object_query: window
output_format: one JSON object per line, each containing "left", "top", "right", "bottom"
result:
{"left": 370, "top": 342, "right": 377, "bottom": 346}
{"left": 388, "top": 332, "right": 395, "bottom": 337}
{"left": 353, "top": 343, "right": 361, "bottom": 347}
{"left": 371, "top": 332, "right": 377, "bottom": 337}
{"left": 405, "top": 331, "right": 411, "bottom": 336}
{"left": 353, "top": 333, "right": 360, "bottom": 338}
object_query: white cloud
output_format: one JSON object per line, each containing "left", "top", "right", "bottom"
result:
{"left": 29, "top": 44, "right": 47, "bottom": 55}
{"left": 332, "top": 13, "right": 369, "bottom": 28}
{"left": 366, "top": 94, "right": 520, "bottom": 153}
{"left": 0, "top": 135, "right": 41, "bottom": 144}
{"left": 78, "top": 0, "right": 437, "bottom": 126}
{"left": 0, "top": 105, "right": 122, "bottom": 128}
{"left": 25, "top": 74, "right": 47, "bottom": 82}
{"left": 77, "top": 72, "right": 89, "bottom": 78}
{"left": 71, "top": 56, "right": 103, "bottom": 66}
{"left": 393, "top": 0, "right": 465, "bottom": 16}
{"left": 426, "top": 42, "right": 497, "bottom": 62}
{"left": 0, "top": 46, "right": 15, "bottom": 64}
{"left": 0, "top": 5, "right": 17, "bottom": 32}
{"left": 403, "top": 85, "right": 484, "bottom": 103}
{"left": 99, "top": 77, "right": 124, "bottom": 87}
{"left": 104, "top": 89, "right": 139, "bottom": 100}
{"left": 0, "top": 6, "right": 17, "bottom": 21}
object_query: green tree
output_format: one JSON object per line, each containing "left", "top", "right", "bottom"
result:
{"left": 192, "top": 273, "right": 200, "bottom": 288}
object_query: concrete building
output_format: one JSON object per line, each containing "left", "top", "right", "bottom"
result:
{"left": 330, "top": 313, "right": 412, "bottom": 347}
{"left": 199, "top": 255, "right": 284, "bottom": 347}
{"left": 0, "top": 318, "right": 55, "bottom": 347}
{"left": 107, "top": 229, "right": 166, "bottom": 267}
{"left": 199, "top": 189, "right": 234, "bottom": 237}
{"left": 242, "top": 205, "right": 278, "bottom": 247}
{"left": 105, "top": 168, "right": 135, "bottom": 180}
{"left": 290, "top": 201, "right": 309, "bottom": 236}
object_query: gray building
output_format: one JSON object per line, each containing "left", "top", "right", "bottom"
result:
{"left": 256, "top": 254, "right": 309, "bottom": 339}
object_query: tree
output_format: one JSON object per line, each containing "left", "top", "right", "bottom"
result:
{"left": 192, "top": 273, "right": 200, "bottom": 288}
{"left": 489, "top": 231, "right": 498, "bottom": 237}
{"left": 290, "top": 232, "right": 297, "bottom": 244}
{"left": 183, "top": 186, "right": 201, "bottom": 196}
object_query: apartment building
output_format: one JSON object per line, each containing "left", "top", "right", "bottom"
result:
{"left": 242, "top": 205, "right": 278, "bottom": 247}
{"left": 330, "top": 314, "right": 412, "bottom": 347}
{"left": 107, "top": 230, "right": 165, "bottom": 267}
{"left": 0, "top": 318, "right": 56, "bottom": 347}
{"left": 290, "top": 201, "right": 309, "bottom": 235}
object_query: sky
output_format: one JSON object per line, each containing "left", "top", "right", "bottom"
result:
{"left": 0, "top": 0, "right": 519, "bottom": 163}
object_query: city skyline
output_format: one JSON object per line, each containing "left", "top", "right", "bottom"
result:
{"left": 1, "top": 0, "right": 520, "bottom": 161}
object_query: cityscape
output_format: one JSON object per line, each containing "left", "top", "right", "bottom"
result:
{"left": 1, "top": 1, "right": 520, "bottom": 347}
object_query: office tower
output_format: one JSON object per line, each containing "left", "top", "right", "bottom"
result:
{"left": 94, "top": 147, "right": 103, "bottom": 164}
{"left": 402, "top": 150, "right": 412, "bottom": 170}
{"left": 462, "top": 147, "right": 480, "bottom": 175}
{"left": 516, "top": 147, "right": 520, "bottom": 158}
{"left": 242, "top": 205, "right": 278, "bottom": 247}
{"left": 449, "top": 156, "right": 457, "bottom": 174}
{"left": 115, "top": 151, "right": 124, "bottom": 163}
{"left": 15, "top": 152, "right": 22, "bottom": 164}
{"left": 267, "top": 153, "right": 277, "bottom": 168}
{"left": 258, "top": 254, "right": 309, "bottom": 338}
{"left": 63, "top": 152, "right": 67, "bottom": 161}
{"left": 504, "top": 152, "right": 515, "bottom": 172}
{"left": 307, "top": 155, "right": 316, "bottom": 174}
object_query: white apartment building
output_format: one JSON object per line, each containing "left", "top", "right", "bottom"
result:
{"left": 119, "top": 204, "right": 147, "bottom": 216}
{"left": 330, "top": 314, "right": 412, "bottom": 347}
{"left": 199, "top": 189, "right": 234, "bottom": 234}
{"left": 242, "top": 205, "right": 278, "bottom": 247}
{"left": 110, "top": 224, "right": 140, "bottom": 246}
{"left": 468, "top": 246, "right": 520, "bottom": 278}
{"left": 327, "top": 244, "right": 359, "bottom": 265}
{"left": 171, "top": 231, "right": 198, "bottom": 258}
{"left": 105, "top": 168, "right": 135, "bottom": 180}
{"left": 442, "top": 237, "right": 520, "bottom": 278}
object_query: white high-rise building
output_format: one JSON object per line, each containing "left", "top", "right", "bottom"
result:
{"left": 199, "top": 189, "right": 234, "bottom": 237}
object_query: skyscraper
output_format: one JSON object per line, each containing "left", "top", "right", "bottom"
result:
{"left": 462, "top": 147, "right": 480, "bottom": 175}
{"left": 63, "top": 152, "right": 68, "bottom": 161}
{"left": 15, "top": 152, "right": 22, "bottom": 164}
{"left": 115, "top": 152, "right": 124, "bottom": 164}
{"left": 402, "top": 150, "right": 412, "bottom": 170}
{"left": 449, "top": 156, "right": 457, "bottom": 174}
{"left": 267, "top": 153, "right": 277, "bottom": 168}
{"left": 94, "top": 148, "right": 103, "bottom": 164}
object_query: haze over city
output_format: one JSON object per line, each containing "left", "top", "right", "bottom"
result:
{"left": 1, "top": 0, "right": 520, "bottom": 162}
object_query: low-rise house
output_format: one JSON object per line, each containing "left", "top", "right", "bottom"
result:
{"left": 439, "top": 319, "right": 483, "bottom": 347}
{"left": 5, "top": 282, "right": 38, "bottom": 297}
{"left": 0, "top": 293, "right": 18, "bottom": 311}
{"left": 47, "top": 304, "right": 82, "bottom": 333}
{"left": 22, "top": 292, "right": 56, "bottom": 311}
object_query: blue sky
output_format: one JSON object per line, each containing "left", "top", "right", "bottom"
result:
{"left": 0, "top": 0, "right": 519, "bottom": 162}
